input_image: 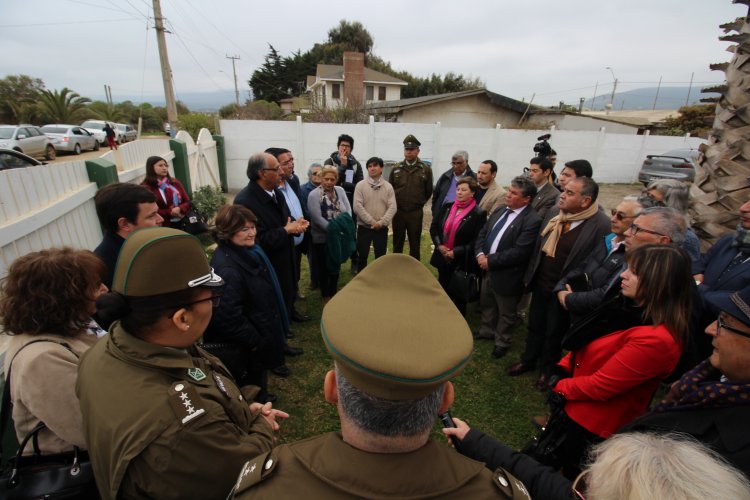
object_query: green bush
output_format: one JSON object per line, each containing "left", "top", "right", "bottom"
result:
{"left": 177, "top": 113, "right": 216, "bottom": 138}
{"left": 191, "top": 185, "right": 226, "bottom": 222}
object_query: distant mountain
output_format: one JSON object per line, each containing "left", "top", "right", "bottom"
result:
{"left": 90, "top": 90, "right": 251, "bottom": 112}
{"left": 583, "top": 86, "right": 720, "bottom": 111}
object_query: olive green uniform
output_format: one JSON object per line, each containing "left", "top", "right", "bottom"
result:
{"left": 76, "top": 322, "right": 275, "bottom": 499}
{"left": 388, "top": 159, "right": 433, "bottom": 260}
{"left": 230, "top": 432, "right": 530, "bottom": 499}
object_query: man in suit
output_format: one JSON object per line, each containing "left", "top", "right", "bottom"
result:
{"left": 475, "top": 160, "right": 505, "bottom": 216}
{"left": 267, "top": 147, "right": 311, "bottom": 320}
{"left": 234, "top": 152, "right": 307, "bottom": 366}
{"left": 431, "top": 150, "right": 476, "bottom": 216}
{"left": 527, "top": 157, "right": 559, "bottom": 220}
{"left": 507, "top": 177, "right": 610, "bottom": 389}
{"left": 474, "top": 176, "right": 541, "bottom": 359}
{"left": 695, "top": 198, "right": 750, "bottom": 318}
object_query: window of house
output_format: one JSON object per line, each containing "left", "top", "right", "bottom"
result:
{"left": 365, "top": 85, "right": 374, "bottom": 101}
{"left": 332, "top": 83, "right": 341, "bottom": 99}
{"left": 378, "top": 86, "right": 386, "bottom": 100}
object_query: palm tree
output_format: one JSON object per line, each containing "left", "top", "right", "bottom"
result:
{"left": 36, "top": 87, "right": 91, "bottom": 123}
{"left": 691, "top": 7, "right": 750, "bottom": 249}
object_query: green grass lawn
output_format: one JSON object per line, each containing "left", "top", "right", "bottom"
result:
{"left": 271, "top": 233, "right": 547, "bottom": 448}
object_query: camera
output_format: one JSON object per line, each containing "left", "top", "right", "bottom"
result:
{"left": 533, "top": 134, "right": 553, "bottom": 157}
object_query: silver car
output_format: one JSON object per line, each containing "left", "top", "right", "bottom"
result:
{"left": 0, "top": 125, "right": 56, "bottom": 160}
{"left": 115, "top": 123, "right": 137, "bottom": 143}
{"left": 41, "top": 124, "right": 100, "bottom": 154}
{"left": 637, "top": 148, "right": 700, "bottom": 185}
{"left": 0, "top": 148, "right": 43, "bottom": 170}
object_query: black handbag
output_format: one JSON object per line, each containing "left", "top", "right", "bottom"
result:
{"left": 0, "top": 340, "right": 98, "bottom": 499}
{"left": 447, "top": 268, "right": 480, "bottom": 303}
{"left": 179, "top": 203, "right": 209, "bottom": 235}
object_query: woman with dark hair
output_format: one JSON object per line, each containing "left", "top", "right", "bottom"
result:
{"left": 203, "top": 204, "right": 288, "bottom": 403}
{"left": 429, "top": 177, "right": 487, "bottom": 315}
{"left": 77, "top": 227, "right": 285, "bottom": 499}
{"left": 544, "top": 244, "right": 693, "bottom": 478}
{"left": 141, "top": 155, "right": 190, "bottom": 228}
{"left": 1, "top": 247, "right": 107, "bottom": 456}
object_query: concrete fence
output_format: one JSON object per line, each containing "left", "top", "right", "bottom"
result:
{"left": 220, "top": 117, "right": 704, "bottom": 190}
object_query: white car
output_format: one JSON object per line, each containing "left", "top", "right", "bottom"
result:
{"left": 80, "top": 120, "right": 109, "bottom": 145}
{"left": 41, "top": 124, "right": 99, "bottom": 154}
{"left": 0, "top": 125, "right": 56, "bottom": 160}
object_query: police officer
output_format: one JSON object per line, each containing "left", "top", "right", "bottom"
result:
{"left": 388, "top": 135, "right": 434, "bottom": 260}
{"left": 229, "top": 254, "right": 530, "bottom": 499}
{"left": 77, "top": 227, "right": 287, "bottom": 499}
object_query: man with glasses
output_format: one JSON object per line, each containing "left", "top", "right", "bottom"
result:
{"left": 235, "top": 153, "right": 307, "bottom": 370}
{"left": 554, "top": 196, "right": 643, "bottom": 322}
{"left": 621, "top": 286, "right": 750, "bottom": 477}
{"left": 527, "top": 157, "right": 559, "bottom": 220}
{"left": 431, "top": 150, "right": 476, "bottom": 216}
{"left": 475, "top": 159, "right": 505, "bottom": 216}
{"left": 623, "top": 206, "right": 686, "bottom": 250}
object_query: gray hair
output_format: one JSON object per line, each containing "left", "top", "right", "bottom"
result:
{"left": 510, "top": 175, "right": 538, "bottom": 199}
{"left": 644, "top": 179, "right": 691, "bottom": 212}
{"left": 585, "top": 433, "right": 750, "bottom": 500}
{"left": 246, "top": 153, "right": 268, "bottom": 181}
{"left": 621, "top": 196, "right": 644, "bottom": 216}
{"left": 307, "top": 162, "right": 323, "bottom": 179}
{"left": 639, "top": 206, "right": 687, "bottom": 245}
{"left": 452, "top": 150, "right": 469, "bottom": 163}
{"left": 336, "top": 367, "right": 444, "bottom": 437}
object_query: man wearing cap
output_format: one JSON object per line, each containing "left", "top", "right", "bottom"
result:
{"left": 77, "top": 227, "right": 287, "bottom": 499}
{"left": 388, "top": 135, "right": 434, "bottom": 260}
{"left": 621, "top": 285, "right": 750, "bottom": 476}
{"left": 229, "top": 254, "right": 529, "bottom": 499}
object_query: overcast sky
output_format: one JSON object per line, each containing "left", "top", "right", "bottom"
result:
{"left": 2, "top": 0, "right": 744, "bottom": 107}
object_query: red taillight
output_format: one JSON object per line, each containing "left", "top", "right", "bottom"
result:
{"left": 673, "top": 163, "right": 692, "bottom": 169}
{"left": 643, "top": 159, "right": 652, "bottom": 165}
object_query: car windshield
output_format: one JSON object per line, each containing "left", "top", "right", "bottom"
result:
{"left": 116, "top": 125, "right": 127, "bottom": 131}
{"left": 662, "top": 149, "right": 698, "bottom": 160}
{"left": 82, "top": 122, "right": 105, "bottom": 130}
{"left": 0, "top": 128, "right": 15, "bottom": 139}
{"left": 41, "top": 126, "right": 68, "bottom": 134}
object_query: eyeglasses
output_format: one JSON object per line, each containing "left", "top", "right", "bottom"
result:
{"left": 627, "top": 223, "right": 666, "bottom": 238}
{"left": 571, "top": 469, "right": 588, "bottom": 499}
{"left": 717, "top": 314, "right": 750, "bottom": 340}
{"left": 611, "top": 209, "right": 636, "bottom": 221}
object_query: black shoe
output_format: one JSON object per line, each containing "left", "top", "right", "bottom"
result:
{"left": 473, "top": 330, "right": 493, "bottom": 340}
{"left": 284, "top": 345, "right": 304, "bottom": 356}
{"left": 291, "top": 310, "right": 311, "bottom": 322}
{"left": 491, "top": 346, "right": 509, "bottom": 359}
{"left": 506, "top": 361, "right": 535, "bottom": 376}
{"left": 270, "top": 365, "right": 291, "bottom": 378}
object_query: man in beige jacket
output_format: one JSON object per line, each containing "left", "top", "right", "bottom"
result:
{"left": 353, "top": 156, "right": 397, "bottom": 271}
{"left": 476, "top": 160, "right": 506, "bottom": 216}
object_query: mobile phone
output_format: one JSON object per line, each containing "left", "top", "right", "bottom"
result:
{"left": 440, "top": 411, "right": 461, "bottom": 451}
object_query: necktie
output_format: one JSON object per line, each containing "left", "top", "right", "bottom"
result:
{"left": 483, "top": 209, "right": 511, "bottom": 254}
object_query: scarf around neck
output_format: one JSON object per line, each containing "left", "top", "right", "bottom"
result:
{"left": 443, "top": 198, "right": 476, "bottom": 250}
{"left": 318, "top": 186, "right": 342, "bottom": 221}
{"left": 157, "top": 177, "right": 181, "bottom": 207}
{"left": 541, "top": 203, "right": 600, "bottom": 258}
{"left": 367, "top": 176, "right": 383, "bottom": 188}
{"left": 733, "top": 224, "right": 750, "bottom": 253}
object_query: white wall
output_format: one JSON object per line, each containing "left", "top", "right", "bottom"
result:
{"left": 220, "top": 118, "right": 704, "bottom": 190}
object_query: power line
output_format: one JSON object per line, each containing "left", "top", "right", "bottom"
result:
{"left": 0, "top": 18, "right": 139, "bottom": 28}
{"left": 63, "top": 0, "right": 138, "bottom": 15}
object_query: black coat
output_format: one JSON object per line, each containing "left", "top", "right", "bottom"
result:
{"left": 204, "top": 243, "right": 285, "bottom": 370}
{"left": 475, "top": 204, "right": 542, "bottom": 297}
{"left": 234, "top": 181, "right": 296, "bottom": 306}
{"left": 430, "top": 202, "right": 486, "bottom": 274}
{"left": 431, "top": 168, "right": 476, "bottom": 216}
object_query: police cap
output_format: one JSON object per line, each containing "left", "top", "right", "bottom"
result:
{"left": 403, "top": 135, "right": 421, "bottom": 149}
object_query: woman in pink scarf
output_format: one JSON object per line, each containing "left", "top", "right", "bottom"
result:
{"left": 141, "top": 155, "right": 191, "bottom": 228}
{"left": 429, "top": 177, "right": 486, "bottom": 315}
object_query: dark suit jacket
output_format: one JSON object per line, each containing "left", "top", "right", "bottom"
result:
{"left": 234, "top": 181, "right": 296, "bottom": 305}
{"left": 429, "top": 202, "right": 486, "bottom": 274}
{"left": 431, "top": 168, "right": 477, "bottom": 216}
{"left": 475, "top": 204, "right": 542, "bottom": 296}
{"left": 531, "top": 182, "right": 559, "bottom": 221}
{"left": 696, "top": 234, "right": 750, "bottom": 313}
{"left": 524, "top": 206, "right": 612, "bottom": 286}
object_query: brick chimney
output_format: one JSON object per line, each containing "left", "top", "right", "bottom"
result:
{"left": 343, "top": 51, "right": 365, "bottom": 107}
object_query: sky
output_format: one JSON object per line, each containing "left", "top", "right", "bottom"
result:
{"left": 1, "top": 0, "right": 745, "bottom": 107}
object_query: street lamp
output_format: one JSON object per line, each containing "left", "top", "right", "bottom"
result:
{"left": 605, "top": 66, "right": 618, "bottom": 108}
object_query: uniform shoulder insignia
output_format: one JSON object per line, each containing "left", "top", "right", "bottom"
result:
{"left": 492, "top": 468, "right": 530, "bottom": 499}
{"left": 168, "top": 381, "right": 206, "bottom": 425}
{"left": 229, "top": 449, "right": 279, "bottom": 497}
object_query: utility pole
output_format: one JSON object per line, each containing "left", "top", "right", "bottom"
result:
{"left": 652, "top": 75, "right": 662, "bottom": 110}
{"left": 226, "top": 54, "right": 241, "bottom": 109}
{"left": 685, "top": 72, "right": 694, "bottom": 107}
{"left": 153, "top": 0, "right": 178, "bottom": 135}
{"left": 591, "top": 82, "right": 598, "bottom": 111}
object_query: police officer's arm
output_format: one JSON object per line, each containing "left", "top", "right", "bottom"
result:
{"left": 424, "top": 167, "right": 434, "bottom": 201}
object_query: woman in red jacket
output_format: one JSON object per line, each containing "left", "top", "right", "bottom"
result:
{"left": 549, "top": 244, "right": 693, "bottom": 478}
{"left": 141, "top": 155, "right": 190, "bottom": 228}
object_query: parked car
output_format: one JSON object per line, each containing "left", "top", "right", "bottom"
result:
{"left": 0, "top": 125, "right": 56, "bottom": 160}
{"left": 115, "top": 123, "right": 137, "bottom": 143}
{"left": 637, "top": 148, "right": 700, "bottom": 185}
{"left": 80, "top": 119, "right": 109, "bottom": 145}
{"left": 41, "top": 124, "right": 99, "bottom": 154}
{"left": 0, "top": 148, "right": 44, "bottom": 170}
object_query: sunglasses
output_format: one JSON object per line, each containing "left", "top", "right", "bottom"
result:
{"left": 627, "top": 223, "right": 666, "bottom": 238}
{"left": 610, "top": 209, "right": 636, "bottom": 221}
{"left": 717, "top": 314, "right": 750, "bottom": 340}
